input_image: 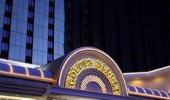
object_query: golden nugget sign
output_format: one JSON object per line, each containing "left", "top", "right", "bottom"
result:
{"left": 65, "top": 58, "right": 121, "bottom": 95}
{"left": 58, "top": 47, "right": 128, "bottom": 96}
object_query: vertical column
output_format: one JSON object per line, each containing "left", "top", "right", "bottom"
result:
{"left": 47, "top": 0, "right": 55, "bottom": 63}
{"left": 54, "top": 0, "right": 65, "bottom": 59}
{"left": 0, "top": 0, "right": 5, "bottom": 55}
{"left": 25, "top": 0, "right": 35, "bottom": 63}
{"left": 0, "top": 0, "right": 13, "bottom": 59}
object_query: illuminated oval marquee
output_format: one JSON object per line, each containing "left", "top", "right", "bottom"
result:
{"left": 58, "top": 47, "right": 128, "bottom": 96}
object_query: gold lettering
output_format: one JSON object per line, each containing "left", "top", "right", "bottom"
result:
{"left": 65, "top": 58, "right": 121, "bottom": 95}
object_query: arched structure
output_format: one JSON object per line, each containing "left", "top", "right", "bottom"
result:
{"left": 58, "top": 47, "right": 128, "bottom": 96}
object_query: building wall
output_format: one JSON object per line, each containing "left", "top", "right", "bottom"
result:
{"left": 64, "top": 0, "right": 170, "bottom": 72}
{"left": 0, "top": 0, "right": 64, "bottom": 65}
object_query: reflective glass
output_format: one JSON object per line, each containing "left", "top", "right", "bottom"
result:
{"left": 11, "top": 18, "right": 17, "bottom": 31}
{"left": 32, "top": 50, "right": 38, "bottom": 64}
{"left": 43, "top": 27, "right": 48, "bottom": 39}
{"left": 33, "top": 37, "right": 38, "bottom": 50}
{"left": 42, "top": 52, "right": 47, "bottom": 64}
{"left": 55, "top": 9, "right": 64, "bottom": 20}
{"left": 37, "top": 51, "right": 43, "bottom": 64}
{"left": 54, "top": 20, "right": 64, "bottom": 31}
{"left": 1, "top": 43, "right": 8, "bottom": 51}
{"left": 42, "top": 39, "right": 48, "bottom": 52}
{"left": 0, "top": 2, "right": 5, "bottom": 15}
{"left": 20, "top": 47, "right": 25, "bottom": 61}
{"left": 0, "top": 16, "right": 4, "bottom": 28}
{"left": 55, "top": 0, "right": 64, "bottom": 9}
{"left": 18, "top": 0, "right": 28, "bottom": 9}
{"left": 5, "top": 4, "right": 12, "bottom": 12}
{"left": 4, "top": 16, "right": 11, "bottom": 24}
{"left": 0, "top": 28, "right": 2, "bottom": 42}
{"left": 3, "top": 0, "right": 65, "bottom": 65}
{"left": 9, "top": 45, "right": 15, "bottom": 59}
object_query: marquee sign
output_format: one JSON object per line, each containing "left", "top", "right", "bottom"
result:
{"left": 58, "top": 47, "right": 128, "bottom": 96}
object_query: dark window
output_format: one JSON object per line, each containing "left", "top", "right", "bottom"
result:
{"left": 1, "top": 43, "right": 8, "bottom": 51}
{"left": 26, "top": 49, "right": 32, "bottom": 57}
{"left": 4, "top": 16, "right": 11, "bottom": 24}
{"left": 28, "top": 11, "right": 34, "bottom": 19}
{"left": 49, "top": 17, "right": 54, "bottom": 24}
{"left": 49, "top": 6, "right": 54, "bottom": 13}
{"left": 2, "top": 30, "right": 9, "bottom": 38}
{"left": 48, "top": 41, "right": 53, "bottom": 48}
{"left": 26, "top": 36, "right": 32, "bottom": 44}
{"left": 48, "top": 29, "right": 54, "bottom": 36}
{"left": 5, "top": 4, "right": 11, "bottom": 12}
{"left": 50, "top": 0, "right": 54, "bottom": 2}
{"left": 28, "top": 0, "right": 34, "bottom": 6}
{"left": 27, "top": 23, "right": 33, "bottom": 31}
{"left": 47, "top": 54, "right": 53, "bottom": 61}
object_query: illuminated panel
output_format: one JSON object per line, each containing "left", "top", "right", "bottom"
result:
{"left": 0, "top": 62, "right": 10, "bottom": 72}
{"left": 27, "top": 68, "right": 41, "bottom": 77}
{"left": 80, "top": 75, "right": 107, "bottom": 93}
{"left": 43, "top": 70, "right": 53, "bottom": 79}
{"left": 0, "top": 62, "right": 55, "bottom": 83}
{"left": 0, "top": 95, "right": 36, "bottom": 100}
{"left": 128, "top": 85, "right": 170, "bottom": 100}
{"left": 13, "top": 65, "right": 26, "bottom": 75}
{"left": 65, "top": 58, "right": 121, "bottom": 95}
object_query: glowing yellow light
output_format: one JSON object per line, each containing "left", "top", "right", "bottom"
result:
{"left": 65, "top": 58, "right": 121, "bottom": 95}
{"left": 129, "top": 79, "right": 144, "bottom": 87}
{"left": 0, "top": 95, "right": 36, "bottom": 100}
{"left": 153, "top": 77, "right": 163, "bottom": 83}
{"left": 80, "top": 75, "right": 107, "bottom": 93}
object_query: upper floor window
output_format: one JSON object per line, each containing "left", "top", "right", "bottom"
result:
{"left": 26, "top": 35, "right": 33, "bottom": 44}
{"left": 26, "top": 49, "right": 32, "bottom": 57}
{"left": 49, "top": 6, "right": 54, "bottom": 13}
{"left": 48, "top": 41, "right": 53, "bottom": 48}
{"left": 5, "top": 4, "right": 11, "bottom": 12}
{"left": 28, "top": 0, "right": 34, "bottom": 7}
{"left": 4, "top": 16, "right": 11, "bottom": 25}
{"left": 48, "top": 53, "right": 53, "bottom": 61}
{"left": 1, "top": 43, "right": 8, "bottom": 51}
{"left": 27, "top": 23, "right": 33, "bottom": 31}
{"left": 28, "top": 11, "right": 34, "bottom": 19}
{"left": 48, "top": 29, "right": 54, "bottom": 36}
{"left": 50, "top": 0, "right": 54, "bottom": 2}
{"left": 2, "top": 30, "right": 9, "bottom": 38}
{"left": 49, "top": 17, "right": 54, "bottom": 25}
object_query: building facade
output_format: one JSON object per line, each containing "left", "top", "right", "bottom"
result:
{"left": 0, "top": 47, "right": 169, "bottom": 100}
{"left": 0, "top": 0, "right": 64, "bottom": 65}
{"left": 64, "top": 0, "right": 170, "bottom": 72}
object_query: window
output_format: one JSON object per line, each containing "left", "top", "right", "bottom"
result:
{"left": 28, "top": 0, "right": 34, "bottom": 6}
{"left": 28, "top": 11, "right": 34, "bottom": 19}
{"left": 4, "top": 16, "right": 10, "bottom": 24}
{"left": 1, "top": 43, "right": 8, "bottom": 51}
{"left": 48, "top": 29, "right": 54, "bottom": 36}
{"left": 50, "top": 0, "right": 54, "bottom": 2}
{"left": 26, "top": 49, "right": 32, "bottom": 57}
{"left": 5, "top": 4, "right": 11, "bottom": 12}
{"left": 26, "top": 36, "right": 32, "bottom": 44}
{"left": 2, "top": 30, "right": 9, "bottom": 37}
{"left": 48, "top": 41, "right": 53, "bottom": 48}
{"left": 49, "top": 17, "right": 54, "bottom": 24}
{"left": 49, "top": 6, "right": 54, "bottom": 13}
{"left": 27, "top": 23, "right": 33, "bottom": 31}
{"left": 48, "top": 53, "right": 53, "bottom": 61}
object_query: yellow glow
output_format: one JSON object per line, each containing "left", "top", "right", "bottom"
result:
{"left": 0, "top": 95, "right": 36, "bottom": 100}
{"left": 130, "top": 79, "right": 144, "bottom": 87}
{"left": 65, "top": 58, "right": 121, "bottom": 95}
{"left": 153, "top": 77, "right": 163, "bottom": 83}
